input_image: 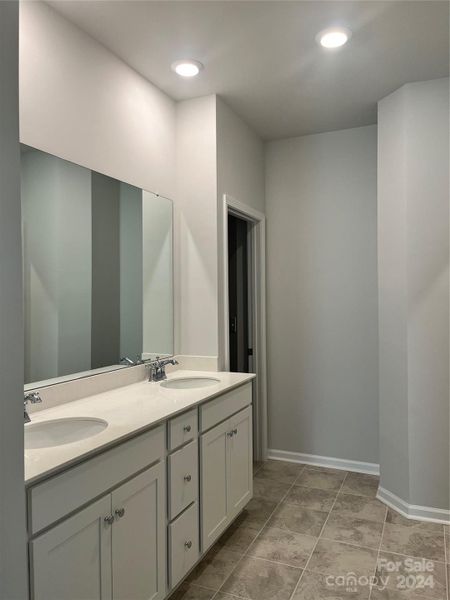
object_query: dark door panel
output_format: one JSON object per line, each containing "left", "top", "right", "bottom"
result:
{"left": 228, "top": 215, "right": 249, "bottom": 373}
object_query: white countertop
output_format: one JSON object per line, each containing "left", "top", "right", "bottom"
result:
{"left": 25, "top": 370, "right": 255, "bottom": 485}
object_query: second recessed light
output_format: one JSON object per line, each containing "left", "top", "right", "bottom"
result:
{"left": 171, "top": 59, "right": 204, "bottom": 77}
{"left": 316, "top": 27, "right": 352, "bottom": 49}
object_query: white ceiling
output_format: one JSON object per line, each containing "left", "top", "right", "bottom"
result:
{"left": 47, "top": 0, "right": 449, "bottom": 140}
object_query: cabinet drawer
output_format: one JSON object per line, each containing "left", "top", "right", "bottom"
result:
{"left": 168, "top": 409, "right": 198, "bottom": 451}
{"left": 169, "top": 503, "right": 199, "bottom": 589}
{"left": 28, "top": 425, "right": 165, "bottom": 535}
{"left": 200, "top": 383, "right": 252, "bottom": 432}
{"left": 168, "top": 440, "right": 198, "bottom": 520}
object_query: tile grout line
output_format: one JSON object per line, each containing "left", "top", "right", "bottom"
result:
{"left": 244, "top": 463, "right": 307, "bottom": 553}
{"left": 318, "top": 535, "right": 385, "bottom": 554}
{"left": 211, "top": 587, "right": 247, "bottom": 600}
{"left": 214, "top": 463, "right": 307, "bottom": 598}
{"left": 368, "top": 504, "right": 389, "bottom": 600}
{"left": 287, "top": 470, "right": 350, "bottom": 600}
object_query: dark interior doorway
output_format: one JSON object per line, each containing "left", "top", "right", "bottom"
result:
{"left": 228, "top": 214, "right": 252, "bottom": 373}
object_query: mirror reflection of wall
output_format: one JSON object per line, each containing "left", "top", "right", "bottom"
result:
{"left": 21, "top": 146, "right": 173, "bottom": 387}
{"left": 142, "top": 191, "right": 173, "bottom": 360}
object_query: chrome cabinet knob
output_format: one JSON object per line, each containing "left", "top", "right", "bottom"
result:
{"left": 184, "top": 540, "right": 192, "bottom": 549}
{"left": 227, "top": 431, "right": 234, "bottom": 437}
{"left": 233, "top": 428, "right": 238, "bottom": 435}
{"left": 183, "top": 424, "right": 192, "bottom": 433}
{"left": 184, "top": 474, "right": 192, "bottom": 482}
{"left": 104, "top": 515, "right": 115, "bottom": 525}
{"left": 115, "top": 508, "right": 125, "bottom": 518}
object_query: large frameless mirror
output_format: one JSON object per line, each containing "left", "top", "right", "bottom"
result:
{"left": 21, "top": 145, "right": 174, "bottom": 389}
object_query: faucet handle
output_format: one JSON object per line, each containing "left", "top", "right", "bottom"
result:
{"left": 24, "top": 391, "right": 42, "bottom": 405}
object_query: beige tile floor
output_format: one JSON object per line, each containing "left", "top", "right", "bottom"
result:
{"left": 170, "top": 460, "right": 450, "bottom": 600}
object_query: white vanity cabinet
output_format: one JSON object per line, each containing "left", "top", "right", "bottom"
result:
{"left": 27, "top": 379, "right": 254, "bottom": 600}
{"left": 200, "top": 386, "right": 253, "bottom": 551}
{"left": 31, "top": 463, "right": 166, "bottom": 600}
{"left": 29, "top": 427, "right": 167, "bottom": 600}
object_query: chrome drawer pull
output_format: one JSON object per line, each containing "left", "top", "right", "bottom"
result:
{"left": 227, "top": 431, "right": 234, "bottom": 437}
{"left": 104, "top": 515, "right": 115, "bottom": 525}
{"left": 184, "top": 474, "right": 192, "bottom": 482}
{"left": 115, "top": 508, "right": 125, "bottom": 518}
{"left": 184, "top": 540, "right": 192, "bottom": 550}
{"left": 183, "top": 425, "right": 192, "bottom": 433}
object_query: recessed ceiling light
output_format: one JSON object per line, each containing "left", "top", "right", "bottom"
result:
{"left": 316, "top": 27, "right": 352, "bottom": 49}
{"left": 171, "top": 59, "right": 204, "bottom": 77}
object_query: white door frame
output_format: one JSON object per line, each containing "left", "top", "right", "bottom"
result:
{"left": 220, "top": 194, "right": 268, "bottom": 461}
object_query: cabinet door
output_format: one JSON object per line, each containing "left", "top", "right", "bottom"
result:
{"left": 228, "top": 406, "right": 253, "bottom": 518}
{"left": 30, "top": 496, "right": 112, "bottom": 600}
{"left": 111, "top": 463, "right": 166, "bottom": 600}
{"left": 200, "top": 418, "right": 230, "bottom": 551}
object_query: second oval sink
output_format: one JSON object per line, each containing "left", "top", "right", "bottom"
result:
{"left": 161, "top": 377, "right": 220, "bottom": 390}
{"left": 25, "top": 417, "right": 108, "bottom": 449}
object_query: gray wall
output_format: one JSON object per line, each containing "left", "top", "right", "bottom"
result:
{"left": 378, "top": 78, "right": 449, "bottom": 510}
{"left": 120, "top": 183, "right": 143, "bottom": 360}
{"left": 22, "top": 150, "right": 92, "bottom": 382}
{"left": 265, "top": 125, "right": 379, "bottom": 464}
{"left": 0, "top": 2, "right": 28, "bottom": 596}
{"left": 91, "top": 172, "right": 120, "bottom": 368}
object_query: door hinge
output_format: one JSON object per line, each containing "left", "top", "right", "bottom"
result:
{"left": 230, "top": 316, "right": 237, "bottom": 333}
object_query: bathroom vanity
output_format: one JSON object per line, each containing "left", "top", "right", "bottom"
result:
{"left": 25, "top": 371, "right": 255, "bottom": 600}
{"left": 20, "top": 145, "right": 256, "bottom": 599}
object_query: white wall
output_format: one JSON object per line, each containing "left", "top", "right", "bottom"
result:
{"left": 265, "top": 125, "right": 379, "bottom": 464}
{"left": 378, "top": 78, "right": 449, "bottom": 511}
{"left": 0, "top": 2, "right": 28, "bottom": 597}
{"left": 174, "top": 96, "right": 218, "bottom": 358}
{"left": 19, "top": 4, "right": 266, "bottom": 365}
{"left": 217, "top": 97, "right": 265, "bottom": 214}
{"left": 19, "top": 1, "right": 176, "bottom": 199}
{"left": 216, "top": 97, "right": 266, "bottom": 367}
{"left": 174, "top": 96, "right": 266, "bottom": 361}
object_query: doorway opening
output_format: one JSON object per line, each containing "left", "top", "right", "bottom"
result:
{"left": 228, "top": 214, "right": 252, "bottom": 374}
{"left": 221, "top": 195, "right": 267, "bottom": 462}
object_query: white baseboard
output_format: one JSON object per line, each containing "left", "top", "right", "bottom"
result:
{"left": 377, "top": 487, "right": 450, "bottom": 525}
{"left": 267, "top": 448, "right": 380, "bottom": 475}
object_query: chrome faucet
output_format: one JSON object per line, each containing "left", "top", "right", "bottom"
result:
{"left": 24, "top": 391, "right": 42, "bottom": 423}
{"left": 148, "top": 357, "right": 179, "bottom": 382}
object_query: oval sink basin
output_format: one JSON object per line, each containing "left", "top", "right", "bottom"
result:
{"left": 25, "top": 417, "right": 108, "bottom": 449}
{"left": 161, "top": 377, "right": 220, "bottom": 390}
